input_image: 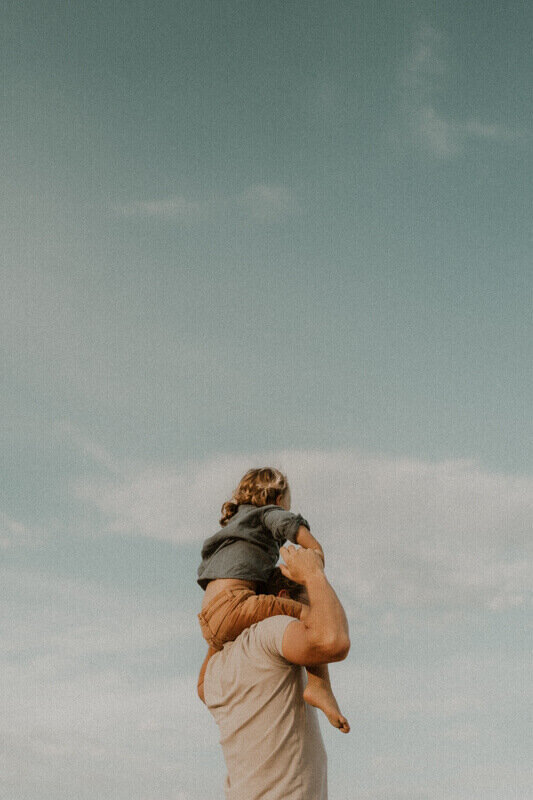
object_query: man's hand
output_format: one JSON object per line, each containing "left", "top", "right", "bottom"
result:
{"left": 280, "top": 545, "right": 350, "bottom": 668}
{"left": 279, "top": 545, "right": 325, "bottom": 585}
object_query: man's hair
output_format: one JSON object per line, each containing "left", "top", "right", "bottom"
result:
{"left": 261, "top": 567, "right": 306, "bottom": 602}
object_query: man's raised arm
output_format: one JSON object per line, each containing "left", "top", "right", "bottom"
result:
{"left": 279, "top": 545, "right": 350, "bottom": 666}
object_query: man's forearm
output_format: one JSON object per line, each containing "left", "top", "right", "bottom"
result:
{"left": 301, "top": 572, "right": 350, "bottom": 655}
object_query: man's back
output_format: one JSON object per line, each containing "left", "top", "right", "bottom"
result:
{"left": 204, "top": 615, "right": 327, "bottom": 800}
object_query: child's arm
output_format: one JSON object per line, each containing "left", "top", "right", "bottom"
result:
{"left": 295, "top": 525, "right": 325, "bottom": 566}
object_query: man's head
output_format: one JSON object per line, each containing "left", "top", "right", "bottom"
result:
{"left": 262, "top": 567, "right": 308, "bottom": 604}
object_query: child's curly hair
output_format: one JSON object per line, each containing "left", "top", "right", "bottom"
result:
{"left": 220, "top": 467, "right": 288, "bottom": 526}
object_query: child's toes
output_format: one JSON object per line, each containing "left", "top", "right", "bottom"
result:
{"left": 337, "top": 715, "right": 350, "bottom": 733}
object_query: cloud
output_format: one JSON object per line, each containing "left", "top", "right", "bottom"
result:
{"left": 463, "top": 119, "right": 519, "bottom": 141}
{"left": 417, "top": 106, "right": 458, "bottom": 157}
{"left": 113, "top": 184, "right": 299, "bottom": 227}
{"left": 400, "top": 22, "right": 523, "bottom": 157}
{"left": 56, "top": 419, "right": 123, "bottom": 475}
{"left": 236, "top": 184, "right": 299, "bottom": 222}
{"left": 0, "top": 512, "right": 49, "bottom": 550}
{"left": 0, "top": 665, "right": 216, "bottom": 800}
{"left": 401, "top": 22, "right": 446, "bottom": 93}
{"left": 1, "top": 262, "right": 241, "bottom": 423}
{"left": 1, "top": 568, "right": 197, "bottom": 660}
{"left": 67, "top": 436, "right": 533, "bottom": 616}
{"left": 336, "top": 650, "right": 533, "bottom": 721}
{"left": 115, "top": 195, "right": 203, "bottom": 222}
{"left": 1, "top": 559, "right": 215, "bottom": 797}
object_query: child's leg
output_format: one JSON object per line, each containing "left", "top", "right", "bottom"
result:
{"left": 197, "top": 645, "right": 218, "bottom": 704}
{"left": 211, "top": 590, "right": 303, "bottom": 646}
{"left": 304, "top": 662, "right": 350, "bottom": 733}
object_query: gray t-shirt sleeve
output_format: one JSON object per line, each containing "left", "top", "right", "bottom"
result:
{"left": 261, "top": 507, "right": 311, "bottom": 544}
{"left": 250, "top": 615, "right": 295, "bottom": 665}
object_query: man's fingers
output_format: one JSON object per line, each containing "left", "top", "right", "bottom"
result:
{"left": 280, "top": 545, "right": 296, "bottom": 559}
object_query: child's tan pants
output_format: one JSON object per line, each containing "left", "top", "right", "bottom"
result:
{"left": 198, "top": 587, "right": 303, "bottom": 650}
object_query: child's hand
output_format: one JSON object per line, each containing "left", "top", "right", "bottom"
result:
{"left": 279, "top": 545, "right": 325, "bottom": 585}
{"left": 294, "top": 525, "right": 325, "bottom": 567}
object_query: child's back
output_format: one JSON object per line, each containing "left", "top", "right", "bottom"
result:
{"left": 197, "top": 502, "right": 310, "bottom": 599}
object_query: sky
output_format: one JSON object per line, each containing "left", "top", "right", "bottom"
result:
{"left": 1, "top": 1, "right": 532, "bottom": 798}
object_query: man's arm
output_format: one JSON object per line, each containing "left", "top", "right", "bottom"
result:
{"left": 279, "top": 546, "right": 350, "bottom": 666}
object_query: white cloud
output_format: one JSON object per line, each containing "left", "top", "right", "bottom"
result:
{"left": 115, "top": 195, "right": 203, "bottom": 222}
{"left": 68, "top": 437, "right": 533, "bottom": 616}
{"left": 1, "top": 568, "right": 197, "bottom": 660}
{"left": 463, "top": 119, "right": 519, "bottom": 141}
{"left": 237, "top": 184, "right": 298, "bottom": 222}
{"left": 0, "top": 512, "right": 48, "bottom": 550}
{"left": 0, "top": 665, "right": 216, "bottom": 799}
{"left": 113, "top": 184, "right": 299, "bottom": 226}
{"left": 400, "top": 23, "right": 523, "bottom": 157}
{"left": 56, "top": 419, "right": 123, "bottom": 475}
{"left": 336, "top": 650, "right": 532, "bottom": 721}
{"left": 401, "top": 22, "right": 445, "bottom": 93}
{"left": 418, "top": 106, "right": 458, "bottom": 157}
{"left": 442, "top": 723, "right": 479, "bottom": 741}
{"left": 0, "top": 564, "right": 216, "bottom": 798}
{"left": 1, "top": 262, "right": 241, "bottom": 423}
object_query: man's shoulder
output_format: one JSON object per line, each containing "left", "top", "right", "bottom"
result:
{"left": 245, "top": 615, "right": 296, "bottom": 661}
{"left": 252, "top": 613, "right": 295, "bottom": 646}
{"left": 220, "top": 615, "right": 296, "bottom": 667}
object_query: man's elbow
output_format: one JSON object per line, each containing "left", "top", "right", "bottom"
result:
{"left": 332, "top": 635, "right": 351, "bottom": 661}
{"left": 320, "top": 634, "right": 351, "bottom": 662}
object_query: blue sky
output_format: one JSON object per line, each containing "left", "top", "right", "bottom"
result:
{"left": 2, "top": 2, "right": 532, "bottom": 799}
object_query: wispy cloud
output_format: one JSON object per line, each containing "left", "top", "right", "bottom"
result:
{"left": 401, "top": 22, "right": 446, "bottom": 95}
{"left": 236, "top": 184, "right": 299, "bottom": 222}
{"left": 417, "top": 106, "right": 459, "bottom": 157}
{"left": 66, "top": 434, "right": 533, "bottom": 617}
{"left": 401, "top": 22, "right": 523, "bottom": 157}
{"left": 0, "top": 563, "right": 215, "bottom": 799}
{"left": 1, "top": 567, "right": 196, "bottom": 659}
{"left": 463, "top": 119, "right": 518, "bottom": 141}
{"left": 115, "top": 195, "right": 204, "bottom": 222}
{"left": 56, "top": 420, "right": 124, "bottom": 475}
{"left": 0, "top": 512, "right": 48, "bottom": 550}
{"left": 336, "top": 650, "right": 532, "bottom": 721}
{"left": 113, "top": 184, "right": 299, "bottom": 225}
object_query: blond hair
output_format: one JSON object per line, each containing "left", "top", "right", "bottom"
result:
{"left": 219, "top": 467, "right": 289, "bottom": 526}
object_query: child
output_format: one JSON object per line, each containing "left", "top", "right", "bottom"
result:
{"left": 196, "top": 466, "right": 349, "bottom": 733}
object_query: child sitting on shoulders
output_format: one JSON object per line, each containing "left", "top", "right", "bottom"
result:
{"left": 196, "top": 466, "right": 349, "bottom": 733}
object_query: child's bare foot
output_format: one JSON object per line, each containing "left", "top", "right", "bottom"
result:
{"left": 303, "top": 682, "right": 350, "bottom": 733}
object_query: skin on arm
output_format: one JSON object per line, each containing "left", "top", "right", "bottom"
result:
{"left": 279, "top": 546, "right": 350, "bottom": 732}
{"left": 274, "top": 490, "right": 325, "bottom": 565}
{"left": 280, "top": 574, "right": 350, "bottom": 664}
{"left": 294, "top": 525, "right": 325, "bottom": 566}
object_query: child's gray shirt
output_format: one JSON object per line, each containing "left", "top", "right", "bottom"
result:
{"left": 197, "top": 503, "right": 311, "bottom": 590}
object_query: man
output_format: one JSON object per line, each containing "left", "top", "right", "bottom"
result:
{"left": 199, "top": 545, "right": 350, "bottom": 800}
